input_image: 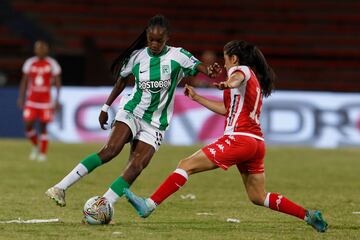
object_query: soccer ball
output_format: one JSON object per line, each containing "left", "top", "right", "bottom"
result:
{"left": 82, "top": 196, "right": 114, "bottom": 225}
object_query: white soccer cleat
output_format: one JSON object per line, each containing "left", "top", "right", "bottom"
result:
{"left": 29, "top": 147, "right": 38, "bottom": 160}
{"left": 45, "top": 187, "right": 66, "bottom": 207}
{"left": 37, "top": 153, "right": 47, "bottom": 162}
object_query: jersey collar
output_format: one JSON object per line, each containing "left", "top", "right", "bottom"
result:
{"left": 146, "top": 46, "right": 169, "bottom": 58}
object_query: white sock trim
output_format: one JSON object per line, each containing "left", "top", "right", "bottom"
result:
{"left": 103, "top": 188, "right": 119, "bottom": 206}
{"left": 55, "top": 163, "right": 89, "bottom": 190}
{"left": 74, "top": 163, "right": 88, "bottom": 177}
{"left": 264, "top": 192, "right": 270, "bottom": 208}
{"left": 174, "top": 168, "right": 188, "bottom": 180}
{"left": 146, "top": 198, "right": 157, "bottom": 209}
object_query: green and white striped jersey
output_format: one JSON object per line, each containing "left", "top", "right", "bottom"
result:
{"left": 119, "top": 46, "right": 201, "bottom": 130}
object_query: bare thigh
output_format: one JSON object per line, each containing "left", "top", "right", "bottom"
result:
{"left": 178, "top": 149, "right": 218, "bottom": 175}
{"left": 97, "top": 121, "right": 133, "bottom": 163}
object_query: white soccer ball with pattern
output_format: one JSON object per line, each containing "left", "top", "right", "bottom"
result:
{"left": 83, "top": 196, "right": 114, "bottom": 225}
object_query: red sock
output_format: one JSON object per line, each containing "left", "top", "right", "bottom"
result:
{"left": 26, "top": 130, "right": 38, "bottom": 146}
{"left": 265, "top": 193, "right": 306, "bottom": 220}
{"left": 40, "top": 134, "right": 48, "bottom": 154}
{"left": 150, "top": 168, "right": 188, "bottom": 205}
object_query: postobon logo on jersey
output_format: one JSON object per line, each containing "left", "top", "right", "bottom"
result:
{"left": 139, "top": 79, "right": 171, "bottom": 93}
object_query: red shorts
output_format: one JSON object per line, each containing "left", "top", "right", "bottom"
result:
{"left": 202, "top": 135, "right": 265, "bottom": 174}
{"left": 23, "top": 106, "right": 54, "bottom": 123}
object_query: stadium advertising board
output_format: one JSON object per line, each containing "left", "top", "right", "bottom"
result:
{"left": 43, "top": 87, "right": 360, "bottom": 148}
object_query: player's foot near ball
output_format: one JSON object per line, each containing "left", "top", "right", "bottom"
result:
{"left": 38, "top": 153, "right": 47, "bottom": 162}
{"left": 45, "top": 187, "right": 66, "bottom": 207}
{"left": 123, "top": 189, "right": 155, "bottom": 218}
{"left": 305, "top": 210, "right": 328, "bottom": 232}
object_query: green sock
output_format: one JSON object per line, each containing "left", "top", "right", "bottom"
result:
{"left": 110, "top": 177, "right": 130, "bottom": 197}
{"left": 80, "top": 153, "right": 102, "bottom": 173}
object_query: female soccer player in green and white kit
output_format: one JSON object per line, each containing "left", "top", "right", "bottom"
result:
{"left": 45, "top": 15, "right": 221, "bottom": 207}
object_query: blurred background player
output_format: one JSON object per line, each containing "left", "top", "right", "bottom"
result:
{"left": 17, "top": 40, "right": 62, "bottom": 161}
{"left": 124, "top": 40, "right": 328, "bottom": 233}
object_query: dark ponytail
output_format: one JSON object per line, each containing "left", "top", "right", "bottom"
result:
{"left": 224, "top": 40, "right": 275, "bottom": 97}
{"left": 110, "top": 30, "right": 147, "bottom": 79}
{"left": 110, "top": 15, "right": 170, "bottom": 79}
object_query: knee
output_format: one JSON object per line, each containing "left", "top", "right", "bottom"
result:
{"left": 99, "top": 144, "right": 122, "bottom": 162}
{"left": 177, "top": 158, "right": 193, "bottom": 175}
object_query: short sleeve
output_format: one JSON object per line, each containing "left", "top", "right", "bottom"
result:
{"left": 48, "top": 58, "right": 62, "bottom": 75}
{"left": 227, "top": 65, "right": 251, "bottom": 81}
{"left": 119, "top": 49, "right": 142, "bottom": 78}
{"left": 177, "top": 48, "right": 201, "bottom": 76}
{"left": 22, "top": 58, "right": 33, "bottom": 74}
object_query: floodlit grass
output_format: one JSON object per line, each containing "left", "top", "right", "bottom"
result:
{"left": 0, "top": 139, "right": 359, "bottom": 239}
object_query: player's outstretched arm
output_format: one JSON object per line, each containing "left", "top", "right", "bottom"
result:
{"left": 213, "top": 72, "right": 245, "bottom": 90}
{"left": 99, "top": 76, "right": 129, "bottom": 130}
{"left": 196, "top": 63, "right": 222, "bottom": 78}
{"left": 184, "top": 84, "right": 226, "bottom": 115}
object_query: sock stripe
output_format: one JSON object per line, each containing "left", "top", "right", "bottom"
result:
{"left": 174, "top": 168, "right": 188, "bottom": 180}
{"left": 264, "top": 192, "right": 270, "bottom": 208}
{"left": 81, "top": 153, "right": 103, "bottom": 173}
{"left": 110, "top": 177, "right": 130, "bottom": 197}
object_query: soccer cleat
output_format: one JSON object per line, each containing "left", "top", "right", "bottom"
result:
{"left": 305, "top": 210, "right": 328, "bottom": 232}
{"left": 29, "top": 147, "right": 38, "bottom": 160}
{"left": 45, "top": 187, "right": 66, "bottom": 207}
{"left": 37, "top": 153, "right": 47, "bottom": 162}
{"left": 123, "top": 189, "right": 155, "bottom": 218}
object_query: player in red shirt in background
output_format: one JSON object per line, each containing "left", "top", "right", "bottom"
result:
{"left": 124, "top": 40, "right": 328, "bottom": 232}
{"left": 17, "top": 40, "right": 62, "bottom": 161}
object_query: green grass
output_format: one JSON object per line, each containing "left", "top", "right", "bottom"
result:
{"left": 0, "top": 139, "right": 360, "bottom": 240}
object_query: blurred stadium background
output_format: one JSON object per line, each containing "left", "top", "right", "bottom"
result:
{"left": 1, "top": 0, "right": 360, "bottom": 148}
{"left": 1, "top": 1, "right": 360, "bottom": 239}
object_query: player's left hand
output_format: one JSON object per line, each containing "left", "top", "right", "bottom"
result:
{"left": 213, "top": 81, "right": 230, "bottom": 90}
{"left": 184, "top": 84, "right": 198, "bottom": 101}
{"left": 208, "top": 63, "right": 222, "bottom": 78}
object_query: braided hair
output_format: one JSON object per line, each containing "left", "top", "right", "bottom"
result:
{"left": 224, "top": 40, "right": 275, "bottom": 97}
{"left": 110, "top": 15, "right": 170, "bottom": 79}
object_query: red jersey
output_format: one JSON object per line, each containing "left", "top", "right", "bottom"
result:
{"left": 22, "top": 56, "right": 61, "bottom": 109}
{"left": 223, "top": 65, "right": 264, "bottom": 140}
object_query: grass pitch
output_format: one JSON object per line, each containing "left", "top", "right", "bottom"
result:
{"left": 0, "top": 139, "right": 359, "bottom": 240}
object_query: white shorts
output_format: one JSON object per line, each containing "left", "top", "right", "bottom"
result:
{"left": 115, "top": 110, "right": 164, "bottom": 151}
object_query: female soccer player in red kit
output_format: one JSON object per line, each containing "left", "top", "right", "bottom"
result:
{"left": 17, "top": 40, "right": 62, "bottom": 161}
{"left": 124, "top": 40, "right": 328, "bottom": 232}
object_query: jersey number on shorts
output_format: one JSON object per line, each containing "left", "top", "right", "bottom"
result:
{"left": 155, "top": 132, "right": 163, "bottom": 146}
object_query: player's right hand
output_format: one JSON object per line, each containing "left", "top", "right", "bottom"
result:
{"left": 184, "top": 84, "right": 198, "bottom": 101}
{"left": 99, "top": 111, "right": 109, "bottom": 130}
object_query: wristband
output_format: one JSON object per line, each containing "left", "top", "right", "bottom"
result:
{"left": 101, "top": 104, "right": 110, "bottom": 112}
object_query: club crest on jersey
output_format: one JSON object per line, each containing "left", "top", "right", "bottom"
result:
{"left": 139, "top": 79, "right": 171, "bottom": 93}
{"left": 162, "top": 65, "right": 170, "bottom": 74}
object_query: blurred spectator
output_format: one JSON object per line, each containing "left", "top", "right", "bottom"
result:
{"left": 0, "top": 71, "right": 8, "bottom": 86}
{"left": 190, "top": 50, "right": 226, "bottom": 87}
